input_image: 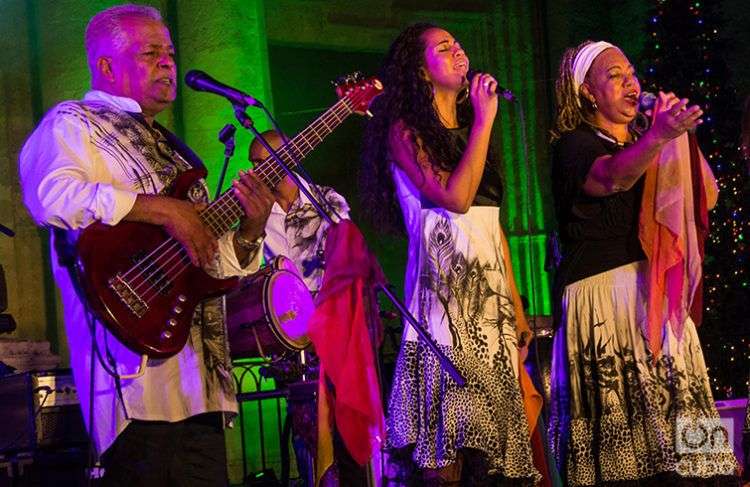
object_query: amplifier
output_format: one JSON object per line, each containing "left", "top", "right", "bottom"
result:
{"left": 0, "top": 371, "right": 88, "bottom": 453}
{"left": 715, "top": 397, "right": 748, "bottom": 466}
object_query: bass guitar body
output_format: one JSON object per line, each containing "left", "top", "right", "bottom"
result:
{"left": 75, "top": 168, "right": 239, "bottom": 358}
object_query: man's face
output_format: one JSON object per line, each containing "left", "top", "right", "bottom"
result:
{"left": 106, "top": 17, "right": 176, "bottom": 117}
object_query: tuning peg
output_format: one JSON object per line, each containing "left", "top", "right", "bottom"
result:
{"left": 354, "top": 71, "right": 363, "bottom": 81}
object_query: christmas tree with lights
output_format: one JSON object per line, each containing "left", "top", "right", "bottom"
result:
{"left": 639, "top": 0, "right": 750, "bottom": 399}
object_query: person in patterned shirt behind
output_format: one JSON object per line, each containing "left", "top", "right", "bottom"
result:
{"left": 249, "top": 130, "right": 350, "bottom": 295}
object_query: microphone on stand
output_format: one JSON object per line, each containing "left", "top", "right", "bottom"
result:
{"left": 466, "top": 69, "right": 516, "bottom": 102}
{"left": 184, "top": 70, "right": 264, "bottom": 108}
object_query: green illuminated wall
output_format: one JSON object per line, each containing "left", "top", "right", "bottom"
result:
{"left": 172, "top": 0, "right": 274, "bottom": 194}
{"left": 168, "top": 4, "right": 278, "bottom": 481}
{"left": 492, "top": 2, "right": 552, "bottom": 316}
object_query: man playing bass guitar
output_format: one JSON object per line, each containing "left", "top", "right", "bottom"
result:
{"left": 19, "top": 4, "right": 273, "bottom": 485}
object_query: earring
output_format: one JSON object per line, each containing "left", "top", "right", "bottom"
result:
{"left": 591, "top": 99, "right": 599, "bottom": 111}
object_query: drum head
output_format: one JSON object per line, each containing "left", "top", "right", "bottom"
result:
{"left": 267, "top": 270, "right": 313, "bottom": 349}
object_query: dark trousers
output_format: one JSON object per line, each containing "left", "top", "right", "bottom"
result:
{"left": 101, "top": 412, "right": 227, "bottom": 487}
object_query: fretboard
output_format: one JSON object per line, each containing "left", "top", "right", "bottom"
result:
{"left": 199, "top": 96, "right": 355, "bottom": 237}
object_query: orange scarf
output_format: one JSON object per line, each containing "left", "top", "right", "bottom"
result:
{"left": 639, "top": 129, "right": 709, "bottom": 356}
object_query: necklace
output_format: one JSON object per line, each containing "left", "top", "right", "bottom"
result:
{"left": 585, "top": 121, "right": 635, "bottom": 147}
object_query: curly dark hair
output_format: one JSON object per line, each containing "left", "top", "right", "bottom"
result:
{"left": 360, "top": 23, "right": 474, "bottom": 234}
{"left": 550, "top": 40, "right": 597, "bottom": 142}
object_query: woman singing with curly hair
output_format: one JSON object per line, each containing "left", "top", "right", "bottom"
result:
{"left": 548, "top": 40, "right": 737, "bottom": 486}
{"left": 361, "top": 23, "right": 540, "bottom": 486}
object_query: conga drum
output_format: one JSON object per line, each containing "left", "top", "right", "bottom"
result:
{"left": 226, "top": 256, "right": 313, "bottom": 359}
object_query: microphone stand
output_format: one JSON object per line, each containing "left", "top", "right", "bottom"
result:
{"left": 231, "top": 104, "right": 465, "bottom": 386}
{"left": 259, "top": 104, "right": 344, "bottom": 224}
{"left": 232, "top": 105, "right": 335, "bottom": 226}
{"left": 0, "top": 223, "right": 14, "bottom": 238}
{"left": 376, "top": 284, "right": 464, "bottom": 385}
{"left": 214, "top": 124, "right": 236, "bottom": 200}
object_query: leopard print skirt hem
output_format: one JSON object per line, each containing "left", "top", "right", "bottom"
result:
{"left": 387, "top": 340, "right": 541, "bottom": 484}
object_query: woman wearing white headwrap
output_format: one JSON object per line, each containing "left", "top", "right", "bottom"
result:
{"left": 547, "top": 40, "right": 737, "bottom": 486}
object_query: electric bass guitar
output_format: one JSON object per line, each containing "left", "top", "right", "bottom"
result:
{"left": 75, "top": 73, "right": 383, "bottom": 358}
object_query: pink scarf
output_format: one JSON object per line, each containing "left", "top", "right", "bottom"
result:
{"left": 308, "top": 220, "right": 386, "bottom": 483}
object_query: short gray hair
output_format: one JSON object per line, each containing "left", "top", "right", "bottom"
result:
{"left": 85, "top": 4, "right": 163, "bottom": 73}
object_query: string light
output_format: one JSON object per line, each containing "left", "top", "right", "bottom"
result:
{"left": 641, "top": 0, "right": 749, "bottom": 399}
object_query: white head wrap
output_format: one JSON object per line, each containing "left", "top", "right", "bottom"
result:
{"left": 572, "top": 41, "right": 616, "bottom": 106}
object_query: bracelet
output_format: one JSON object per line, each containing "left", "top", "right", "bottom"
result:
{"left": 234, "top": 231, "right": 264, "bottom": 252}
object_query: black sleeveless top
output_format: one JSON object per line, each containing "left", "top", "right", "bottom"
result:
{"left": 449, "top": 126, "right": 503, "bottom": 207}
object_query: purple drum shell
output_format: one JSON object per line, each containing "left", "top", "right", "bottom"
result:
{"left": 226, "top": 268, "right": 313, "bottom": 358}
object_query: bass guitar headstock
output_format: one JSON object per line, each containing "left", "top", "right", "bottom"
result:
{"left": 333, "top": 72, "right": 384, "bottom": 117}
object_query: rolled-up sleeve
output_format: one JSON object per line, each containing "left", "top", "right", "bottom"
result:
{"left": 19, "top": 104, "right": 139, "bottom": 230}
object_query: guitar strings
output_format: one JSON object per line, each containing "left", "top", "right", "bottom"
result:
{"left": 136, "top": 99, "right": 354, "bottom": 304}
{"left": 124, "top": 92, "right": 360, "bottom": 302}
{"left": 134, "top": 102, "right": 360, "bottom": 307}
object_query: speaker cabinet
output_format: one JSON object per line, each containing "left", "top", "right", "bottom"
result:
{"left": 715, "top": 397, "right": 747, "bottom": 466}
{"left": 0, "top": 371, "right": 88, "bottom": 454}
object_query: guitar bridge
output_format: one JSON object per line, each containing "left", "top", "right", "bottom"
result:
{"left": 109, "top": 274, "right": 148, "bottom": 318}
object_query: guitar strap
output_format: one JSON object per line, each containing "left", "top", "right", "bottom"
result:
{"left": 52, "top": 227, "right": 81, "bottom": 293}
{"left": 126, "top": 112, "right": 206, "bottom": 171}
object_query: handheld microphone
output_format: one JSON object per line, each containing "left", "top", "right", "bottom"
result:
{"left": 467, "top": 69, "right": 516, "bottom": 102}
{"left": 635, "top": 91, "right": 699, "bottom": 134}
{"left": 639, "top": 91, "right": 657, "bottom": 111}
{"left": 184, "top": 70, "right": 263, "bottom": 108}
{"left": 631, "top": 91, "right": 656, "bottom": 134}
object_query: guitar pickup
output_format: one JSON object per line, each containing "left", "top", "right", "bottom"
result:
{"left": 109, "top": 274, "right": 148, "bottom": 318}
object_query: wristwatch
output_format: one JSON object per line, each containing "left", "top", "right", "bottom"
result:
{"left": 234, "top": 231, "right": 264, "bottom": 253}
